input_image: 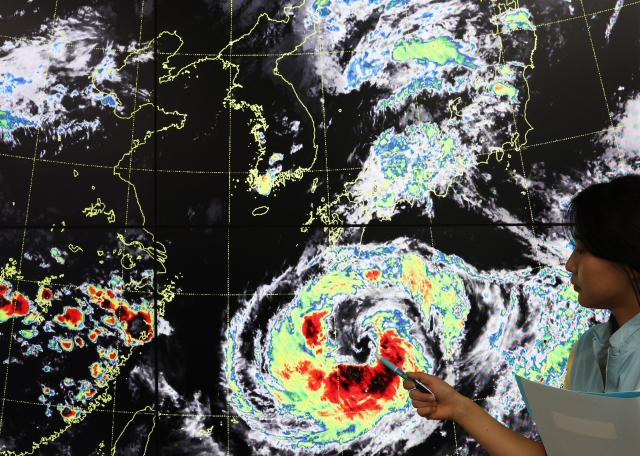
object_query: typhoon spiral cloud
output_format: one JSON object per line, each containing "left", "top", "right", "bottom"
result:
{"left": 226, "top": 240, "right": 457, "bottom": 454}
{"left": 224, "top": 238, "right": 602, "bottom": 454}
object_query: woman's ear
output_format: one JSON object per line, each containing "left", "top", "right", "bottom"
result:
{"left": 626, "top": 268, "right": 640, "bottom": 306}
{"left": 626, "top": 267, "right": 640, "bottom": 281}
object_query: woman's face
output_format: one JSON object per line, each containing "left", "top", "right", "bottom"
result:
{"left": 565, "top": 241, "right": 639, "bottom": 320}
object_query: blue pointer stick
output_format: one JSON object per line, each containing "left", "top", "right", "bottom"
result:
{"left": 375, "top": 354, "right": 435, "bottom": 397}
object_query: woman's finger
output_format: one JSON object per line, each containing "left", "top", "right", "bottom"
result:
{"left": 416, "top": 406, "right": 437, "bottom": 418}
{"left": 411, "top": 399, "right": 435, "bottom": 408}
{"left": 402, "top": 379, "right": 415, "bottom": 390}
{"left": 409, "top": 389, "right": 435, "bottom": 401}
{"left": 406, "top": 372, "right": 434, "bottom": 384}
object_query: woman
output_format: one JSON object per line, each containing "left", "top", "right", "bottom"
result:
{"left": 404, "top": 175, "right": 640, "bottom": 456}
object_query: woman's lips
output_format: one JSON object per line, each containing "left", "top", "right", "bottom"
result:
{"left": 573, "top": 285, "right": 581, "bottom": 292}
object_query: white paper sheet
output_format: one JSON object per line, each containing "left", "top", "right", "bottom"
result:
{"left": 516, "top": 376, "right": 640, "bottom": 456}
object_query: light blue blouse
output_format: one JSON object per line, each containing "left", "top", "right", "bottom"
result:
{"left": 565, "top": 312, "right": 640, "bottom": 393}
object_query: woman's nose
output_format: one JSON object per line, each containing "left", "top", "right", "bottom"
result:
{"left": 565, "top": 251, "right": 577, "bottom": 273}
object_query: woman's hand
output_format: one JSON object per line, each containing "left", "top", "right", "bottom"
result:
{"left": 403, "top": 373, "right": 547, "bottom": 456}
{"left": 402, "top": 372, "right": 467, "bottom": 422}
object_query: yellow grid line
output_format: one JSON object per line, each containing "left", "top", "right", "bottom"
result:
{"left": 318, "top": 27, "right": 343, "bottom": 453}
{"left": 579, "top": 0, "right": 616, "bottom": 125}
{"left": 3, "top": 122, "right": 637, "bottom": 177}
{"left": 1, "top": 274, "right": 292, "bottom": 296}
{"left": 227, "top": 1, "right": 234, "bottom": 454}
{"left": 0, "top": 398, "right": 241, "bottom": 419}
{"left": 0, "top": 151, "right": 362, "bottom": 174}
{"left": 2, "top": 397, "right": 155, "bottom": 414}
{"left": 481, "top": 119, "right": 640, "bottom": 156}
{"left": 319, "top": 40, "right": 334, "bottom": 246}
{"left": 158, "top": 412, "right": 234, "bottom": 418}
{"left": 578, "top": 0, "right": 623, "bottom": 159}
{"left": 0, "top": 275, "right": 295, "bottom": 296}
{"left": 109, "top": 2, "right": 148, "bottom": 453}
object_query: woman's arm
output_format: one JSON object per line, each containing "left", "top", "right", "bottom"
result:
{"left": 404, "top": 373, "right": 547, "bottom": 456}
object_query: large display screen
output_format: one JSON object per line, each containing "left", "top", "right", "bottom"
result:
{"left": 0, "top": 0, "right": 638, "bottom": 454}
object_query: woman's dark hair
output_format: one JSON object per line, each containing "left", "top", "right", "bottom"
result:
{"left": 564, "top": 174, "right": 640, "bottom": 304}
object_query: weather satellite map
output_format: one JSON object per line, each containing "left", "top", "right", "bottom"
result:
{"left": 0, "top": 0, "right": 638, "bottom": 454}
